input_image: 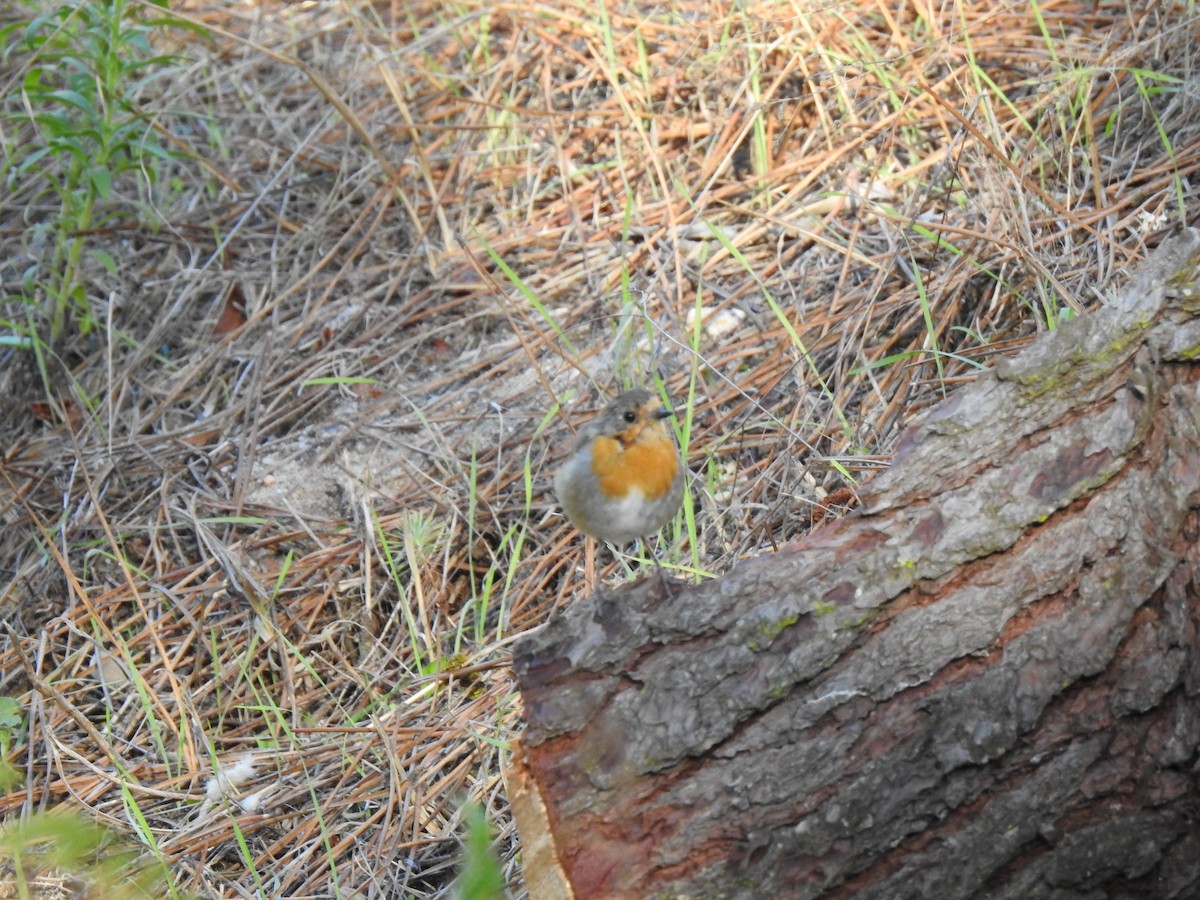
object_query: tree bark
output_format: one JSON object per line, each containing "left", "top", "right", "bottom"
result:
{"left": 511, "top": 229, "right": 1200, "bottom": 899}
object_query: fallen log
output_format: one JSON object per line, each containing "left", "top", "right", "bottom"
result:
{"left": 511, "top": 229, "right": 1200, "bottom": 899}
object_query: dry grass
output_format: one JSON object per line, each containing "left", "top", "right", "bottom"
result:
{"left": 1, "top": 0, "right": 1198, "bottom": 896}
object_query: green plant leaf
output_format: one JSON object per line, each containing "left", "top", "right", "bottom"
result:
{"left": 89, "top": 247, "right": 117, "bottom": 276}
{"left": 87, "top": 164, "right": 112, "bottom": 197}
{"left": 0, "top": 696, "right": 22, "bottom": 730}
{"left": 456, "top": 801, "right": 505, "bottom": 900}
{"left": 48, "top": 88, "right": 95, "bottom": 112}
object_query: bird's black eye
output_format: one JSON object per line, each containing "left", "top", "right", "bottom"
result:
{"left": 623, "top": 410, "right": 637, "bottom": 424}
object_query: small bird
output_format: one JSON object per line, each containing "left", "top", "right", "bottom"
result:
{"left": 554, "top": 388, "right": 684, "bottom": 546}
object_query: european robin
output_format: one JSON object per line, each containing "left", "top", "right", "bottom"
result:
{"left": 554, "top": 388, "right": 684, "bottom": 546}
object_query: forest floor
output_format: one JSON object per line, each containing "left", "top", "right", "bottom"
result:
{"left": 1, "top": 0, "right": 1197, "bottom": 896}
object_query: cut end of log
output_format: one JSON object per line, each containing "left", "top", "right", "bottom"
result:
{"left": 503, "top": 735, "right": 574, "bottom": 900}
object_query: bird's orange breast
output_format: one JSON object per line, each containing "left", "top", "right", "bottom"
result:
{"left": 590, "top": 433, "right": 679, "bottom": 501}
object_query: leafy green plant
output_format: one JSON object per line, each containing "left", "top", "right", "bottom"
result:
{"left": 0, "top": 694, "right": 173, "bottom": 898}
{"left": 0, "top": 0, "right": 194, "bottom": 346}
{"left": 0, "top": 695, "right": 22, "bottom": 791}
{"left": 455, "top": 801, "right": 505, "bottom": 900}
{"left": 0, "top": 807, "right": 173, "bottom": 899}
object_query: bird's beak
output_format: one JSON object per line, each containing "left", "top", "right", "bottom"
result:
{"left": 653, "top": 408, "right": 672, "bottom": 420}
